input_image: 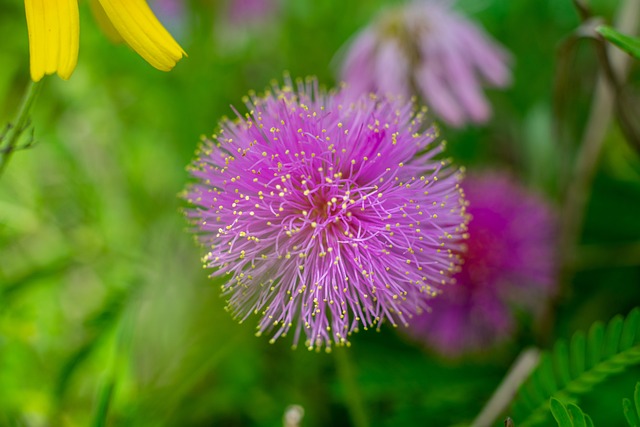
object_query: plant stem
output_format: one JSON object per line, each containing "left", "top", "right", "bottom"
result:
{"left": 0, "top": 79, "right": 43, "bottom": 178}
{"left": 91, "top": 379, "right": 116, "bottom": 427}
{"left": 90, "top": 303, "right": 134, "bottom": 427}
{"left": 470, "top": 348, "right": 540, "bottom": 427}
{"left": 558, "top": 0, "right": 639, "bottom": 290}
{"left": 535, "top": 0, "right": 640, "bottom": 349}
{"left": 334, "top": 347, "right": 369, "bottom": 427}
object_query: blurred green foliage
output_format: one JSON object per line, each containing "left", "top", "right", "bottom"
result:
{"left": 0, "top": 0, "right": 639, "bottom": 426}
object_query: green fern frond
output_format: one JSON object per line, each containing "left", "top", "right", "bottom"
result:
{"left": 510, "top": 307, "right": 640, "bottom": 426}
{"left": 623, "top": 382, "right": 640, "bottom": 427}
{"left": 550, "top": 398, "right": 595, "bottom": 427}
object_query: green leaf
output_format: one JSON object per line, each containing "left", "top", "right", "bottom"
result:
{"left": 596, "top": 25, "right": 640, "bottom": 60}
{"left": 635, "top": 383, "right": 640, "bottom": 423}
{"left": 570, "top": 332, "right": 587, "bottom": 379}
{"left": 539, "top": 354, "right": 558, "bottom": 395}
{"left": 92, "top": 379, "right": 116, "bottom": 427}
{"left": 567, "top": 403, "right": 587, "bottom": 427}
{"left": 604, "top": 315, "right": 624, "bottom": 357}
{"left": 624, "top": 382, "right": 640, "bottom": 427}
{"left": 585, "top": 414, "right": 595, "bottom": 427}
{"left": 550, "top": 398, "right": 573, "bottom": 427}
{"left": 550, "top": 399, "right": 593, "bottom": 427}
{"left": 623, "top": 398, "right": 638, "bottom": 427}
{"left": 620, "top": 309, "right": 640, "bottom": 351}
{"left": 554, "top": 341, "right": 572, "bottom": 388}
{"left": 510, "top": 308, "right": 640, "bottom": 426}
{"left": 587, "top": 322, "right": 605, "bottom": 368}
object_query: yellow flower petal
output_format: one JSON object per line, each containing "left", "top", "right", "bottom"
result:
{"left": 96, "top": 0, "right": 186, "bottom": 71}
{"left": 24, "top": 0, "right": 79, "bottom": 81}
{"left": 89, "top": 0, "right": 124, "bottom": 44}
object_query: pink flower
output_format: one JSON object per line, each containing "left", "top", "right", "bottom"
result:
{"left": 340, "top": 0, "right": 511, "bottom": 127}
{"left": 405, "top": 172, "right": 558, "bottom": 357}
{"left": 184, "top": 77, "right": 468, "bottom": 350}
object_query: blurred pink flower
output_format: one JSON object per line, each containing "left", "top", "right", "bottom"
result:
{"left": 405, "top": 172, "right": 558, "bottom": 357}
{"left": 340, "top": 0, "right": 511, "bottom": 127}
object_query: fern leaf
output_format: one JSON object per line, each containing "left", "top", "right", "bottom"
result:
{"left": 554, "top": 341, "right": 572, "bottom": 388}
{"left": 539, "top": 354, "right": 558, "bottom": 395}
{"left": 570, "top": 331, "right": 586, "bottom": 379}
{"left": 566, "top": 403, "right": 588, "bottom": 427}
{"left": 624, "top": 398, "right": 638, "bottom": 426}
{"left": 604, "top": 315, "right": 623, "bottom": 358}
{"left": 621, "top": 311, "right": 640, "bottom": 350}
{"left": 586, "top": 322, "right": 604, "bottom": 369}
{"left": 550, "top": 398, "right": 573, "bottom": 427}
{"left": 636, "top": 383, "right": 640, "bottom": 424}
{"left": 550, "top": 398, "right": 594, "bottom": 427}
{"left": 510, "top": 308, "right": 640, "bottom": 426}
{"left": 623, "top": 382, "right": 640, "bottom": 427}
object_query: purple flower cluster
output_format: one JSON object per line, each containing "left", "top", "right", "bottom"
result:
{"left": 184, "top": 78, "right": 467, "bottom": 350}
{"left": 340, "top": 0, "right": 511, "bottom": 127}
{"left": 406, "top": 172, "right": 557, "bottom": 357}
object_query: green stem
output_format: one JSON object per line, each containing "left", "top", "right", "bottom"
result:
{"left": 562, "top": 0, "right": 639, "bottom": 263}
{"left": 334, "top": 347, "right": 369, "bottom": 427}
{"left": 0, "top": 79, "right": 43, "bottom": 178}
{"left": 470, "top": 348, "right": 540, "bottom": 427}
{"left": 90, "top": 304, "right": 134, "bottom": 427}
{"left": 550, "top": 0, "right": 639, "bottom": 338}
{"left": 91, "top": 379, "right": 116, "bottom": 427}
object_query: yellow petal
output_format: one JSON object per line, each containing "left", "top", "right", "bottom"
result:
{"left": 96, "top": 0, "right": 186, "bottom": 71}
{"left": 88, "top": 0, "right": 123, "bottom": 44}
{"left": 24, "top": 0, "right": 79, "bottom": 81}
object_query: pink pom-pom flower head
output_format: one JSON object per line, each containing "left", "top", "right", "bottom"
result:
{"left": 184, "top": 77, "right": 468, "bottom": 350}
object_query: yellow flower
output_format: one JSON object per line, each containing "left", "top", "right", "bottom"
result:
{"left": 24, "top": 0, "right": 186, "bottom": 82}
